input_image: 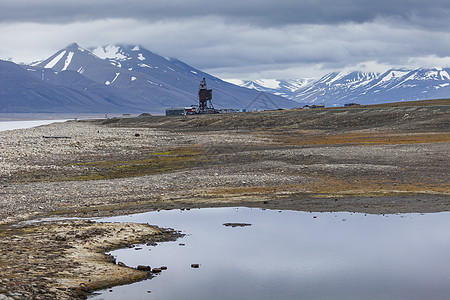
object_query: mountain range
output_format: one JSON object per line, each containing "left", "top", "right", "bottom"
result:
{"left": 1, "top": 43, "right": 449, "bottom": 114}
{"left": 1, "top": 43, "right": 296, "bottom": 114}
{"left": 234, "top": 68, "right": 450, "bottom": 106}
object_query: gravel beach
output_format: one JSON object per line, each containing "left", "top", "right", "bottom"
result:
{"left": 0, "top": 100, "right": 449, "bottom": 298}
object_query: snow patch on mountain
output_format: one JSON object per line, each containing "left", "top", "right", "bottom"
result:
{"left": 253, "top": 79, "right": 280, "bottom": 89}
{"left": 110, "top": 73, "right": 120, "bottom": 85}
{"left": 138, "top": 63, "right": 152, "bottom": 68}
{"left": 93, "top": 45, "right": 128, "bottom": 61}
{"left": 62, "top": 51, "right": 74, "bottom": 71}
{"left": 437, "top": 83, "right": 449, "bottom": 88}
{"left": 224, "top": 79, "right": 244, "bottom": 86}
{"left": 326, "top": 71, "right": 350, "bottom": 85}
{"left": 439, "top": 70, "right": 450, "bottom": 80}
{"left": 45, "top": 51, "right": 66, "bottom": 69}
{"left": 284, "top": 79, "right": 316, "bottom": 92}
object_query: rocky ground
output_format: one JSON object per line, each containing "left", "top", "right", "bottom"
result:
{"left": 0, "top": 220, "right": 181, "bottom": 299}
{"left": 0, "top": 99, "right": 449, "bottom": 299}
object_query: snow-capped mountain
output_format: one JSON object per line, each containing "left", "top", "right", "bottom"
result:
{"left": 0, "top": 59, "right": 136, "bottom": 113}
{"left": 231, "top": 78, "right": 316, "bottom": 98}
{"left": 4, "top": 42, "right": 448, "bottom": 114}
{"left": 238, "top": 68, "right": 450, "bottom": 106}
{"left": 18, "top": 43, "right": 296, "bottom": 114}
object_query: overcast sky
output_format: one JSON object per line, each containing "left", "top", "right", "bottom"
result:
{"left": 1, "top": 0, "right": 450, "bottom": 80}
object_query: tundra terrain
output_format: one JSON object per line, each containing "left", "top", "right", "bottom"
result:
{"left": 0, "top": 99, "right": 448, "bottom": 299}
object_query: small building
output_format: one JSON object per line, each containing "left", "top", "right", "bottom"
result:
{"left": 185, "top": 107, "right": 197, "bottom": 115}
{"left": 219, "top": 108, "right": 242, "bottom": 114}
{"left": 344, "top": 103, "right": 360, "bottom": 107}
{"left": 303, "top": 105, "right": 325, "bottom": 109}
{"left": 165, "top": 107, "right": 198, "bottom": 116}
{"left": 166, "top": 108, "right": 186, "bottom": 116}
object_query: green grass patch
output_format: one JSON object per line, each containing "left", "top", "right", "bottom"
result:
{"left": 61, "top": 147, "right": 203, "bottom": 181}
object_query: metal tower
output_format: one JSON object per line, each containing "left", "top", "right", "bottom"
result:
{"left": 198, "top": 78, "right": 215, "bottom": 113}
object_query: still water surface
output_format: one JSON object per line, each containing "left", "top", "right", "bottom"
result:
{"left": 0, "top": 120, "right": 67, "bottom": 132}
{"left": 91, "top": 208, "right": 450, "bottom": 300}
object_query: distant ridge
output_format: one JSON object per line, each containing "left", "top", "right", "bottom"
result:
{"left": 237, "top": 69, "right": 450, "bottom": 106}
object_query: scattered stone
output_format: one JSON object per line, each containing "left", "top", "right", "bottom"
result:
{"left": 117, "top": 262, "right": 127, "bottom": 267}
{"left": 160, "top": 266, "right": 167, "bottom": 270}
{"left": 79, "top": 283, "right": 89, "bottom": 292}
{"left": 137, "top": 265, "right": 151, "bottom": 271}
{"left": 152, "top": 268, "right": 162, "bottom": 273}
{"left": 191, "top": 264, "right": 200, "bottom": 268}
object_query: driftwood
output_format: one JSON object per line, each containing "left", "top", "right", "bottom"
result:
{"left": 42, "top": 136, "right": 72, "bottom": 139}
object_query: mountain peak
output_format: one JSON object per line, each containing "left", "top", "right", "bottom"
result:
{"left": 131, "top": 45, "right": 141, "bottom": 51}
{"left": 65, "top": 42, "right": 84, "bottom": 51}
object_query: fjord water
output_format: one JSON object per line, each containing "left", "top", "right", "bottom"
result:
{"left": 92, "top": 208, "right": 450, "bottom": 300}
{"left": 0, "top": 119, "right": 67, "bottom": 132}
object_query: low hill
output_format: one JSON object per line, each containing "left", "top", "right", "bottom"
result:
{"left": 97, "top": 99, "right": 450, "bottom": 133}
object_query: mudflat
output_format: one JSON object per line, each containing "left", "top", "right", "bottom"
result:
{"left": 0, "top": 99, "right": 449, "bottom": 299}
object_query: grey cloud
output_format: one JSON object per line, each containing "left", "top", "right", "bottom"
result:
{"left": 1, "top": 1, "right": 450, "bottom": 79}
{"left": 1, "top": 0, "right": 449, "bottom": 28}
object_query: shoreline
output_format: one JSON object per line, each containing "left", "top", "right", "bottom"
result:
{"left": 0, "top": 219, "right": 182, "bottom": 299}
{"left": 0, "top": 102, "right": 449, "bottom": 298}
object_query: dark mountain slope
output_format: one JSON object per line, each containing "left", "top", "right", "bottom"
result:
{"left": 0, "top": 60, "right": 135, "bottom": 113}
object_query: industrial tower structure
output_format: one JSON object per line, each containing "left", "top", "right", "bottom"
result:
{"left": 197, "top": 78, "right": 216, "bottom": 113}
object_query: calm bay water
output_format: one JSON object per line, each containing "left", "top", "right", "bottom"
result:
{"left": 0, "top": 119, "right": 67, "bottom": 132}
{"left": 91, "top": 208, "right": 450, "bottom": 300}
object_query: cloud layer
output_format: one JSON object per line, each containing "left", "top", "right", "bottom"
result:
{"left": 1, "top": 0, "right": 450, "bottom": 79}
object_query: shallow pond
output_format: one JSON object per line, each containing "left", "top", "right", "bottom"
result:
{"left": 91, "top": 208, "right": 450, "bottom": 300}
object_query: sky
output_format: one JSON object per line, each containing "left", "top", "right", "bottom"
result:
{"left": 1, "top": 0, "right": 450, "bottom": 80}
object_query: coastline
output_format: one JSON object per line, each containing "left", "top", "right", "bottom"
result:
{"left": 0, "top": 101, "right": 449, "bottom": 298}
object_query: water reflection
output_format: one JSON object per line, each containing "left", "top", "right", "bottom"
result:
{"left": 91, "top": 208, "right": 450, "bottom": 300}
